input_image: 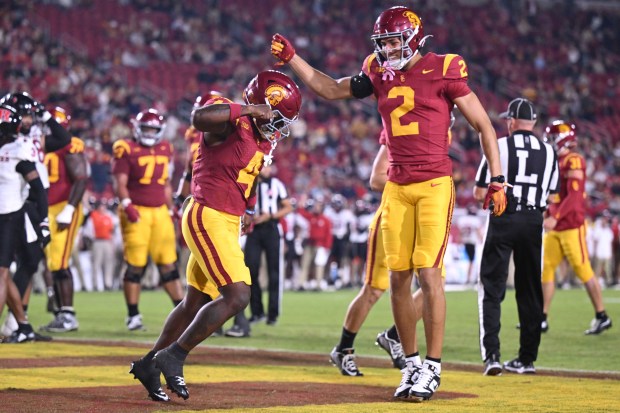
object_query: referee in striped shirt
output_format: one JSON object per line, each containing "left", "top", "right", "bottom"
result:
{"left": 474, "top": 98, "right": 559, "bottom": 376}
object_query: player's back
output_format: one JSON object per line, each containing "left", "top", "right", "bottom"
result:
{"left": 555, "top": 151, "right": 586, "bottom": 231}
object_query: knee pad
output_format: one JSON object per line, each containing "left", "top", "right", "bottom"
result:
{"left": 52, "top": 269, "right": 72, "bottom": 282}
{"left": 160, "top": 268, "right": 180, "bottom": 284}
{"left": 123, "top": 268, "right": 144, "bottom": 284}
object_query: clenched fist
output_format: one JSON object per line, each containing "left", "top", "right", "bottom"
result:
{"left": 271, "top": 33, "right": 296, "bottom": 64}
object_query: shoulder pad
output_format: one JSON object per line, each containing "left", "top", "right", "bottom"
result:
{"left": 442, "top": 54, "right": 468, "bottom": 80}
{"left": 15, "top": 138, "right": 38, "bottom": 163}
{"left": 68, "top": 137, "right": 85, "bottom": 154}
{"left": 362, "top": 54, "right": 378, "bottom": 76}
{"left": 112, "top": 140, "right": 132, "bottom": 159}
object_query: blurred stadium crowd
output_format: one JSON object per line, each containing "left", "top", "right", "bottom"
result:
{"left": 2, "top": 0, "right": 620, "bottom": 288}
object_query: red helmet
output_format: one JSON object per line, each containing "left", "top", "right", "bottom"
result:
{"left": 132, "top": 109, "right": 166, "bottom": 147}
{"left": 371, "top": 6, "right": 426, "bottom": 70}
{"left": 243, "top": 70, "right": 301, "bottom": 143}
{"left": 544, "top": 120, "right": 577, "bottom": 150}
{"left": 52, "top": 106, "right": 71, "bottom": 128}
{"left": 193, "top": 90, "right": 224, "bottom": 109}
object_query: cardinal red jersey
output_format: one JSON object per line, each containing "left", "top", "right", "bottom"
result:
{"left": 362, "top": 52, "right": 471, "bottom": 184}
{"left": 45, "top": 137, "right": 85, "bottom": 205}
{"left": 112, "top": 139, "right": 173, "bottom": 207}
{"left": 184, "top": 126, "right": 202, "bottom": 166}
{"left": 553, "top": 152, "right": 587, "bottom": 231}
{"left": 192, "top": 112, "right": 272, "bottom": 216}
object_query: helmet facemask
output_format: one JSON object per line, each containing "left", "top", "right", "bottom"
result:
{"left": 372, "top": 28, "right": 418, "bottom": 70}
{"left": 253, "top": 97, "right": 298, "bottom": 144}
{"left": 133, "top": 121, "right": 165, "bottom": 147}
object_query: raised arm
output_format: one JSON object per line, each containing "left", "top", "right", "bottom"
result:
{"left": 271, "top": 34, "right": 353, "bottom": 100}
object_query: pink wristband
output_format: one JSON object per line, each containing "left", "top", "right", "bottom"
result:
{"left": 229, "top": 103, "right": 242, "bottom": 121}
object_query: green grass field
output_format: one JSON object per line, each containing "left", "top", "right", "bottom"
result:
{"left": 21, "top": 287, "right": 620, "bottom": 373}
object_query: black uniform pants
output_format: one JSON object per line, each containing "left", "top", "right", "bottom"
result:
{"left": 478, "top": 209, "right": 544, "bottom": 364}
{"left": 14, "top": 201, "right": 45, "bottom": 296}
{"left": 244, "top": 222, "right": 281, "bottom": 320}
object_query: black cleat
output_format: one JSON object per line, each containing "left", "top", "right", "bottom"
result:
{"left": 153, "top": 348, "right": 189, "bottom": 400}
{"left": 129, "top": 356, "right": 170, "bottom": 402}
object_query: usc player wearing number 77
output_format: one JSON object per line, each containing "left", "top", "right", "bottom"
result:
{"left": 112, "top": 109, "right": 185, "bottom": 332}
{"left": 272, "top": 6, "right": 506, "bottom": 401}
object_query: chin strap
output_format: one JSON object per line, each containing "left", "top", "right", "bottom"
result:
{"left": 263, "top": 140, "right": 278, "bottom": 166}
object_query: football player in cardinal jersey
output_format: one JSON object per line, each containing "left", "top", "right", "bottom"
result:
{"left": 112, "top": 109, "right": 184, "bottom": 332}
{"left": 0, "top": 104, "right": 50, "bottom": 343}
{"left": 542, "top": 121, "right": 612, "bottom": 335}
{"left": 272, "top": 6, "right": 505, "bottom": 401}
{"left": 0, "top": 92, "right": 71, "bottom": 338}
{"left": 128, "top": 70, "right": 301, "bottom": 402}
{"left": 40, "top": 107, "right": 90, "bottom": 333}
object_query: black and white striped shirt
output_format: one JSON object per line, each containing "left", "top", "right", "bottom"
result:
{"left": 256, "top": 176, "right": 289, "bottom": 218}
{"left": 475, "top": 130, "right": 559, "bottom": 210}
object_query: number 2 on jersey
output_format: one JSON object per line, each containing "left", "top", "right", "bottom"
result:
{"left": 388, "top": 86, "right": 419, "bottom": 137}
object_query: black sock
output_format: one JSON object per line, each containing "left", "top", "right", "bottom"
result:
{"left": 386, "top": 325, "right": 399, "bottom": 341}
{"left": 170, "top": 342, "right": 189, "bottom": 361}
{"left": 22, "top": 304, "right": 28, "bottom": 313}
{"left": 338, "top": 328, "right": 357, "bottom": 350}
{"left": 542, "top": 313, "right": 547, "bottom": 321}
{"left": 128, "top": 304, "right": 139, "bottom": 317}
{"left": 426, "top": 356, "right": 441, "bottom": 363}
{"left": 596, "top": 311, "right": 607, "bottom": 319}
{"left": 405, "top": 352, "right": 419, "bottom": 359}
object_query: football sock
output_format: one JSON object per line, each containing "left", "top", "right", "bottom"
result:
{"left": 339, "top": 327, "right": 357, "bottom": 350}
{"left": 386, "top": 325, "right": 399, "bottom": 341}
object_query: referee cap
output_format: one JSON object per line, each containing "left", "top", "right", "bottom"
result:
{"left": 499, "top": 98, "right": 537, "bottom": 121}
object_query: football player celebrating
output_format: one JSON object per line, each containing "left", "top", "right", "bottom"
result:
{"left": 0, "top": 104, "right": 49, "bottom": 343}
{"left": 129, "top": 70, "right": 301, "bottom": 402}
{"left": 112, "top": 109, "right": 184, "bottom": 331}
{"left": 542, "top": 121, "right": 612, "bottom": 335}
{"left": 272, "top": 6, "right": 505, "bottom": 401}
{"left": 40, "top": 107, "right": 90, "bottom": 333}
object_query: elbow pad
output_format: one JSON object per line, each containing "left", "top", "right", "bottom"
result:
{"left": 350, "top": 72, "right": 374, "bottom": 99}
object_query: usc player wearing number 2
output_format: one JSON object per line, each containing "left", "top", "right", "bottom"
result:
{"left": 128, "top": 70, "right": 301, "bottom": 402}
{"left": 272, "top": 6, "right": 505, "bottom": 401}
{"left": 112, "top": 109, "right": 184, "bottom": 332}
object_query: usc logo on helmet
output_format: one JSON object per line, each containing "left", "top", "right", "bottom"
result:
{"left": 265, "top": 85, "right": 287, "bottom": 107}
{"left": 403, "top": 11, "right": 421, "bottom": 27}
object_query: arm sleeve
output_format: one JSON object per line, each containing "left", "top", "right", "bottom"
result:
{"left": 16, "top": 160, "right": 48, "bottom": 219}
{"left": 350, "top": 72, "right": 374, "bottom": 99}
{"left": 44, "top": 117, "right": 72, "bottom": 152}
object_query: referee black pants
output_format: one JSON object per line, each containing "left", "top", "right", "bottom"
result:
{"left": 478, "top": 209, "right": 544, "bottom": 365}
{"left": 244, "top": 222, "right": 281, "bottom": 320}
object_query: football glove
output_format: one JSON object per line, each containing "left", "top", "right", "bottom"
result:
{"left": 39, "top": 217, "right": 51, "bottom": 248}
{"left": 483, "top": 182, "right": 508, "bottom": 217}
{"left": 56, "top": 204, "right": 75, "bottom": 229}
{"left": 271, "top": 33, "right": 295, "bottom": 64}
{"left": 124, "top": 202, "right": 140, "bottom": 223}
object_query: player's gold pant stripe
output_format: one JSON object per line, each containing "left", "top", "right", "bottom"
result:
{"left": 433, "top": 179, "right": 455, "bottom": 268}
{"left": 195, "top": 204, "right": 233, "bottom": 285}
{"left": 187, "top": 202, "right": 221, "bottom": 287}
{"left": 60, "top": 206, "right": 80, "bottom": 269}
{"left": 578, "top": 224, "right": 587, "bottom": 265}
{"left": 365, "top": 212, "right": 381, "bottom": 285}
